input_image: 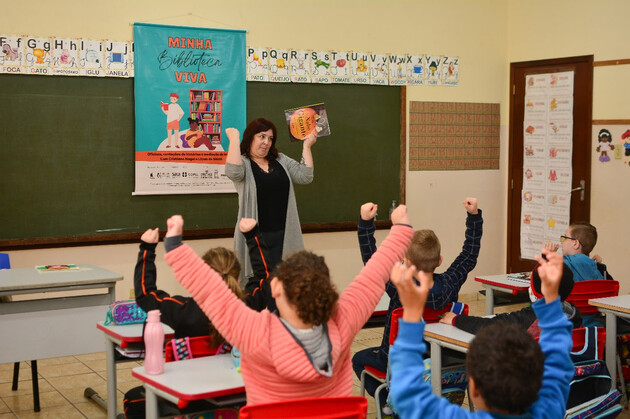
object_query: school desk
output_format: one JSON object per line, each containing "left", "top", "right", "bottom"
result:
{"left": 95, "top": 321, "right": 175, "bottom": 419}
{"left": 424, "top": 322, "right": 474, "bottom": 396}
{"left": 0, "top": 264, "right": 122, "bottom": 411}
{"left": 588, "top": 295, "right": 630, "bottom": 386}
{"left": 132, "top": 354, "right": 245, "bottom": 419}
{"left": 475, "top": 274, "right": 530, "bottom": 315}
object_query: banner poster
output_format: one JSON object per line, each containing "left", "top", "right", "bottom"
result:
{"left": 79, "top": 39, "right": 105, "bottom": 76}
{"left": 406, "top": 54, "right": 425, "bottom": 86}
{"left": 0, "top": 36, "right": 25, "bottom": 74}
{"left": 349, "top": 51, "right": 370, "bottom": 84}
{"left": 520, "top": 70, "right": 574, "bottom": 260}
{"left": 289, "top": 49, "right": 312, "bottom": 83}
{"left": 424, "top": 55, "right": 442, "bottom": 86}
{"left": 51, "top": 38, "right": 80, "bottom": 76}
{"left": 133, "top": 23, "right": 246, "bottom": 195}
{"left": 246, "top": 47, "right": 269, "bottom": 82}
{"left": 442, "top": 56, "right": 459, "bottom": 86}
{"left": 311, "top": 50, "right": 332, "bottom": 84}
{"left": 24, "top": 37, "right": 52, "bottom": 75}
{"left": 368, "top": 53, "right": 389, "bottom": 85}
{"left": 268, "top": 48, "right": 290, "bottom": 83}
{"left": 330, "top": 51, "right": 351, "bottom": 84}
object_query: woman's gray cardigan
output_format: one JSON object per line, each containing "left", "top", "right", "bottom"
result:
{"left": 225, "top": 153, "right": 314, "bottom": 284}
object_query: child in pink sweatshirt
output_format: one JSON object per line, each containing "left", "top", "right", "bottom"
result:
{"left": 163, "top": 204, "right": 413, "bottom": 405}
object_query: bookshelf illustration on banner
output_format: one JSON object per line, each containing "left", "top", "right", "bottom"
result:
{"left": 349, "top": 52, "right": 370, "bottom": 84}
{"left": 104, "top": 40, "right": 131, "bottom": 77}
{"left": 442, "top": 56, "right": 459, "bottom": 86}
{"left": 329, "top": 51, "right": 351, "bottom": 84}
{"left": 246, "top": 47, "right": 269, "bottom": 82}
{"left": 188, "top": 89, "right": 223, "bottom": 149}
{"left": 311, "top": 51, "right": 332, "bottom": 84}
{"left": 0, "top": 35, "right": 25, "bottom": 74}
{"left": 268, "top": 48, "right": 290, "bottom": 83}
{"left": 387, "top": 53, "right": 407, "bottom": 86}
{"left": 368, "top": 53, "right": 389, "bottom": 85}
{"left": 284, "top": 103, "right": 331, "bottom": 142}
{"left": 406, "top": 54, "right": 425, "bottom": 86}
{"left": 79, "top": 39, "right": 105, "bottom": 76}
{"left": 424, "top": 55, "right": 442, "bottom": 86}
{"left": 24, "top": 37, "right": 52, "bottom": 75}
{"left": 289, "top": 49, "right": 312, "bottom": 83}
{"left": 51, "top": 38, "right": 80, "bottom": 76}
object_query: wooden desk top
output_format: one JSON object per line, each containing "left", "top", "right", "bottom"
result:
{"left": 0, "top": 265, "right": 122, "bottom": 293}
{"left": 132, "top": 354, "right": 245, "bottom": 401}
{"left": 589, "top": 295, "right": 630, "bottom": 315}
{"left": 424, "top": 322, "right": 475, "bottom": 350}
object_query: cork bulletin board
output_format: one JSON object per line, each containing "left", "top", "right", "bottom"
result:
{"left": 408, "top": 101, "right": 500, "bottom": 170}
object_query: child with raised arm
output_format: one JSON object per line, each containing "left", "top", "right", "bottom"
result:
{"left": 389, "top": 248, "right": 574, "bottom": 418}
{"left": 353, "top": 198, "right": 482, "bottom": 408}
{"left": 239, "top": 217, "right": 276, "bottom": 312}
{"left": 163, "top": 206, "right": 413, "bottom": 405}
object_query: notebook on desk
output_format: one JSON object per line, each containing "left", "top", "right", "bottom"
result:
{"left": 507, "top": 272, "right": 531, "bottom": 284}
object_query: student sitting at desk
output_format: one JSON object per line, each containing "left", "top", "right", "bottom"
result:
{"left": 440, "top": 262, "right": 581, "bottom": 335}
{"left": 353, "top": 197, "right": 483, "bottom": 412}
{"left": 163, "top": 205, "right": 413, "bottom": 405}
{"left": 389, "top": 248, "right": 574, "bottom": 418}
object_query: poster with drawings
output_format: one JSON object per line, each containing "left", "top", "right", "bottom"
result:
{"left": 51, "top": 38, "right": 80, "bottom": 76}
{"left": 349, "top": 52, "right": 370, "bottom": 84}
{"left": 246, "top": 47, "right": 269, "bottom": 82}
{"left": 0, "top": 35, "right": 25, "bottom": 73}
{"left": 520, "top": 71, "right": 574, "bottom": 260}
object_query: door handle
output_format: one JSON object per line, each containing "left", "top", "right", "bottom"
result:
{"left": 571, "top": 179, "right": 586, "bottom": 201}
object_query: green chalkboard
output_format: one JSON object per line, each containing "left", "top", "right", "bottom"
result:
{"left": 0, "top": 75, "right": 402, "bottom": 248}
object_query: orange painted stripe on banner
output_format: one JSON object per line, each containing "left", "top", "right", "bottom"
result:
{"left": 136, "top": 151, "right": 227, "bottom": 164}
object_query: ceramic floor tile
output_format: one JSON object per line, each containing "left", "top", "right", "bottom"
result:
{"left": 0, "top": 399, "right": 9, "bottom": 414}
{"left": 0, "top": 363, "right": 31, "bottom": 385}
{"left": 0, "top": 414, "right": 17, "bottom": 419}
{"left": 46, "top": 372, "right": 106, "bottom": 404}
{"left": 3, "top": 390, "right": 70, "bottom": 413}
{"left": 0, "top": 380, "right": 54, "bottom": 399}
{"left": 32, "top": 357, "right": 77, "bottom": 367}
{"left": 73, "top": 352, "right": 106, "bottom": 363}
{"left": 36, "top": 362, "right": 92, "bottom": 379}
{"left": 81, "top": 358, "right": 106, "bottom": 373}
{"left": 11, "top": 404, "right": 86, "bottom": 419}
{"left": 74, "top": 400, "right": 108, "bottom": 418}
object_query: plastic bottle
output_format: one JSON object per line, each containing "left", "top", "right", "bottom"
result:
{"left": 389, "top": 200, "right": 397, "bottom": 218}
{"left": 144, "top": 309, "right": 165, "bottom": 375}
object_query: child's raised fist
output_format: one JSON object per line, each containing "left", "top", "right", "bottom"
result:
{"left": 239, "top": 218, "right": 257, "bottom": 233}
{"left": 390, "top": 204, "right": 409, "bottom": 225}
{"left": 360, "top": 202, "right": 378, "bottom": 221}
{"left": 534, "top": 248, "right": 563, "bottom": 303}
{"left": 141, "top": 228, "right": 159, "bottom": 244}
{"left": 463, "top": 197, "right": 478, "bottom": 215}
{"left": 166, "top": 215, "right": 184, "bottom": 237}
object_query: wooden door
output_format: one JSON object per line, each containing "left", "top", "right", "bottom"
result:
{"left": 507, "top": 55, "right": 593, "bottom": 273}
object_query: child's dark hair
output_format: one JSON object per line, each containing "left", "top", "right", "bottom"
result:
{"left": 272, "top": 251, "right": 339, "bottom": 326}
{"left": 466, "top": 322, "right": 544, "bottom": 414}
{"left": 406, "top": 229, "right": 441, "bottom": 272}
{"left": 201, "top": 247, "right": 243, "bottom": 346}
{"left": 569, "top": 221, "right": 598, "bottom": 256}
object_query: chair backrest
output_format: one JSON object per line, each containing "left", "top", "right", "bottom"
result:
{"left": 164, "top": 335, "right": 221, "bottom": 363}
{"left": 571, "top": 326, "right": 606, "bottom": 361}
{"left": 0, "top": 253, "right": 10, "bottom": 270}
{"left": 239, "top": 396, "right": 367, "bottom": 419}
{"left": 566, "top": 280, "right": 619, "bottom": 315}
{"left": 389, "top": 303, "right": 469, "bottom": 345}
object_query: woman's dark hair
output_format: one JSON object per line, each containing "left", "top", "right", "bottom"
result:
{"left": 272, "top": 251, "right": 338, "bottom": 326}
{"left": 240, "top": 118, "right": 279, "bottom": 161}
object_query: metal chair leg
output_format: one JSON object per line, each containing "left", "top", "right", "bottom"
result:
{"left": 12, "top": 362, "right": 19, "bottom": 391}
{"left": 31, "top": 360, "right": 40, "bottom": 412}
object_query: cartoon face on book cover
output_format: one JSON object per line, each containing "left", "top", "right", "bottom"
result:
{"left": 284, "top": 103, "right": 331, "bottom": 142}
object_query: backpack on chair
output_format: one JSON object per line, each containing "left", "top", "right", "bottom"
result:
{"left": 565, "top": 327, "right": 622, "bottom": 419}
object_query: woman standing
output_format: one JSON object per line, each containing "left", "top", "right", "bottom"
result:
{"left": 225, "top": 118, "right": 317, "bottom": 283}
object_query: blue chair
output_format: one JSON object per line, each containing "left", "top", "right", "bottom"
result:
{"left": 0, "top": 253, "right": 40, "bottom": 412}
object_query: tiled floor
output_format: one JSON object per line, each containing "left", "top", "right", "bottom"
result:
{"left": 1, "top": 295, "right": 629, "bottom": 417}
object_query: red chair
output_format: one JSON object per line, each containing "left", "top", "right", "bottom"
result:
{"left": 239, "top": 396, "right": 367, "bottom": 419}
{"left": 359, "top": 303, "right": 468, "bottom": 418}
{"left": 565, "top": 280, "right": 619, "bottom": 315}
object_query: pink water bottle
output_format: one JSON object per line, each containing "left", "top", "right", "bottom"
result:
{"left": 144, "top": 310, "right": 165, "bottom": 375}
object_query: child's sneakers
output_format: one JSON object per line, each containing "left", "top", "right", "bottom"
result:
{"left": 381, "top": 405, "right": 394, "bottom": 419}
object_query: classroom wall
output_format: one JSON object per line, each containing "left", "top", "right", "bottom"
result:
{"left": 5, "top": 0, "right": 626, "bottom": 300}
{"left": 506, "top": 0, "right": 630, "bottom": 293}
